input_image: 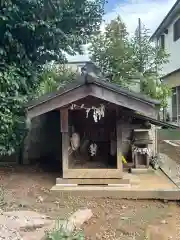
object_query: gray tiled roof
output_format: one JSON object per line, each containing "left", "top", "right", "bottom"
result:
{"left": 27, "top": 73, "right": 160, "bottom": 109}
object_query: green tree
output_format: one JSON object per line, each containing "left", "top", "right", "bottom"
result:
{"left": 131, "top": 25, "right": 170, "bottom": 108}
{"left": 36, "top": 64, "right": 77, "bottom": 96}
{"left": 89, "top": 16, "right": 171, "bottom": 108}
{"left": 89, "top": 16, "right": 135, "bottom": 87}
{"left": 0, "top": 0, "right": 105, "bottom": 155}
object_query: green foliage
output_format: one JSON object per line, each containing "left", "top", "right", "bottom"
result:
{"left": 89, "top": 16, "right": 134, "bottom": 87}
{"left": 0, "top": 0, "right": 105, "bottom": 155}
{"left": 0, "top": 65, "right": 28, "bottom": 155}
{"left": 89, "top": 16, "right": 171, "bottom": 107}
{"left": 37, "top": 64, "right": 77, "bottom": 96}
{"left": 45, "top": 219, "right": 85, "bottom": 240}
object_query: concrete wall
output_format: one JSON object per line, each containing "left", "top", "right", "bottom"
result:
{"left": 23, "top": 110, "right": 61, "bottom": 165}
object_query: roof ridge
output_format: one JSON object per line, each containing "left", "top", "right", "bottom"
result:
{"left": 85, "top": 73, "right": 160, "bottom": 105}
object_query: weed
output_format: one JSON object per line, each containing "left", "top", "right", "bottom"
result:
{"left": 45, "top": 218, "right": 85, "bottom": 240}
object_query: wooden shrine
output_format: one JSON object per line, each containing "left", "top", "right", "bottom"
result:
{"left": 26, "top": 73, "right": 176, "bottom": 184}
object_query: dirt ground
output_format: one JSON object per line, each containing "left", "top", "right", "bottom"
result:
{"left": 0, "top": 165, "right": 180, "bottom": 239}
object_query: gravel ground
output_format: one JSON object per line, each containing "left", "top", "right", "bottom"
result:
{"left": 0, "top": 165, "right": 180, "bottom": 239}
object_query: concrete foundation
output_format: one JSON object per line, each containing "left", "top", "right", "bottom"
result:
{"left": 51, "top": 169, "right": 180, "bottom": 200}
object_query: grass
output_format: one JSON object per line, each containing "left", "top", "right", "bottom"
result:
{"left": 45, "top": 218, "right": 85, "bottom": 240}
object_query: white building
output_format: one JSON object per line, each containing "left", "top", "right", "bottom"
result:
{"left": 151, "top": 0, "right": 180, "bottom": 124}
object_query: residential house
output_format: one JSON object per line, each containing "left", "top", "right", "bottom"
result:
{"left": 151, "top": 0, "right": 180, "bottom": 124}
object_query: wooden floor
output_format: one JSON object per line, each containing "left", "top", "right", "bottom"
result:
{"left": 63, "top": 168, "right": 122, "bottom": 179}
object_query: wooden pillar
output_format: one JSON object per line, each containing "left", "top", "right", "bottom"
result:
{"left": 60, "top": 108, "right": 69, "bottom": 178}
{"left": 116, "top": 119, "right": 123, "bottom": 176}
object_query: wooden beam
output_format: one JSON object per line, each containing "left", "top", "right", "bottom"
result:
{"left": 28, "top": 85, "right": 90, "bottom": 119}
{"left": 116, "top": 119, "right": 123, "bottom": 177}
{"left": 27, "top": 82, "right": 157, "bottom": 119}
{"left": 60, "top": 108, "right": 68, "bottom": 132}
{"left": 62, "top": 132, "right": 69, "bottom": 173}
{"left": 90, "top": 85, "right": 156, "bottom": 118}
{"left": 60, "top": 108, "right": 69, "bottom": 176}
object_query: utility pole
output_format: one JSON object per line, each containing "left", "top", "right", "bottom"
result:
{"left": 138, "top": 18, "right": 142, "bottom": 73}
{"left": 138, "top": 18, "right": 143, "bottom": 92}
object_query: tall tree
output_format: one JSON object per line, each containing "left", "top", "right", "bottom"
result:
{"left": 89, "top": 16, "right": 170, "bottom": 107}
{"left": 0, "top": 0, "right": 105, "bottom": 155}
{"left": 131, "top": 21, "right": 170, "bottom": 106}
{"left": 89, "top": 16, "right": 135, "bottom": 87}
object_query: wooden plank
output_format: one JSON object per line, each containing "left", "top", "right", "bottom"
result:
{"left": 90, "top": 85, "right": 156, "bottom": 118}
{"left": 60, "top": 108, "right": 68, "bottom": 132}
{"left": 60, "top": 107, "right": 69, "bottom": 175}
{"left": 27, "top": 85, "right": 90, "bottom": 119}
{"left": 116, "top": 120, "right": 123, "bottom": 177}
{"left": 63, "top": 169, "right": 122, "bottom": 179}
{"left": 28, "top": 83, "right": 157, "bottom": 119}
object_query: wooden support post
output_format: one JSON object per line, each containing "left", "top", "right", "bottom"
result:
{"left": 62, "top": 132, "right": 69, "bottom": 171}
{"left": 116, "top": 119, "right": 123, "bottom": 176}
{"left": 60, "top": 108, "right": 69, "bottom": 178}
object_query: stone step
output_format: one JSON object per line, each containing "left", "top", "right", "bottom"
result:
{"left": 130, "top": 168, "right": 155, "bottom": 174}
{"left": 56, "top": 176, "right": 140, "bottom": 186}
{"left": 56, "top": 178, "right": 131, "bottom": 185}
{"left": 52, "top": 183, "right": 132, "bottom": 190}
{"left": 50, "top": 186, "right": 180, "bottom": 200}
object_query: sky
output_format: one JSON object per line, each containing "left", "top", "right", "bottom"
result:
{"left": 67, "top": 0, "right": 177, "bottom": 62}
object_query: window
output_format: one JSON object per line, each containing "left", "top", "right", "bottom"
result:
{"left": 173, "top": 18, "right": 180, "bottom": 41}
{"left": 160, "top": 34, "right": 165, "bottom": 49}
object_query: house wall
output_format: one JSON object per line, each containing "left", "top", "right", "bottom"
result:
{"left": 156, "top": 14, "right": 180, "bottom": 122}
{"left": 159, "top": 15, "right": 180, "bottom": 76}
{"left": 163, "top": 69, "right": 180, "bottom": 88}
{"left": 163, "top": 71, "right": 180, "bottom": 123}
{"left": 23, "top": 110, "right": 61, "bottom": 165}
